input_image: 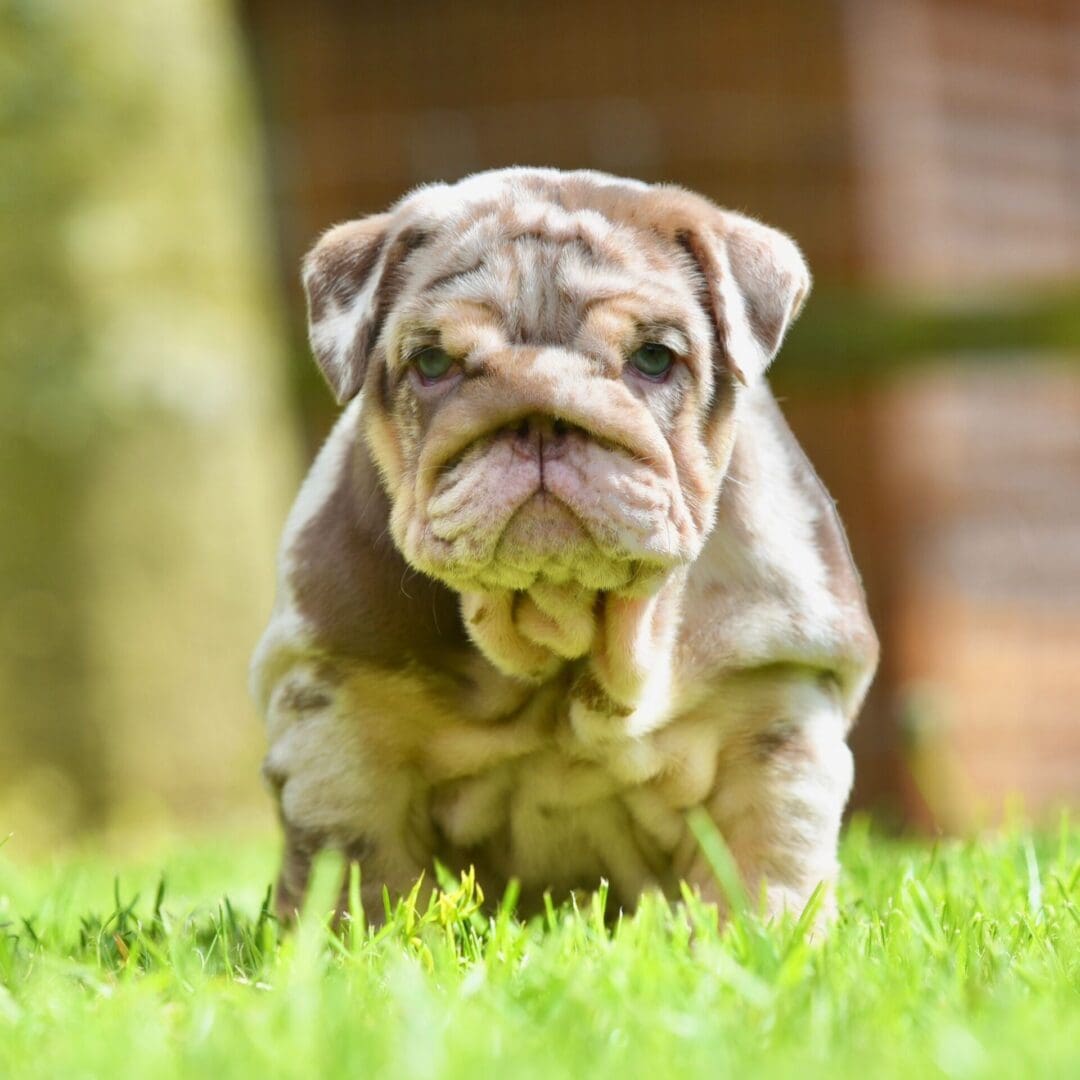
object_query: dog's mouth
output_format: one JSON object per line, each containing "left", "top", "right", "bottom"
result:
{"left": 483, "top": 488, "right": 635, "bottom": 592}
{"left": 501, "top": 491, "right": 586, "bottom": 544}
{"left": 494, "top": 492, "right": 591, "bottom": 574}
{"left": 407, "top": 417, "right": 697, "bottom": 594}
{"left": 422, "top": 483, "right": 671, "bottom": 596}
{"left": 505, "top": 482, "right": 683, "bottom": 594}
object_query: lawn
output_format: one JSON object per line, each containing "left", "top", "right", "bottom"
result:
{"left": 1, "top": 818, "right": 1078, "bottom": 1079}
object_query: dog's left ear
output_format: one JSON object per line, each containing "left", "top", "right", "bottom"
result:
{"left": 302, "top": 215, "right": 429, "bottom": 404}
{"left": 680, "top": 213, "right": 810, "bottom": 385}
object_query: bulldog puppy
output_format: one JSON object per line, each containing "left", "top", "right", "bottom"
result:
{"left": 251, "top": 168, "right": 878, "bottom": 923}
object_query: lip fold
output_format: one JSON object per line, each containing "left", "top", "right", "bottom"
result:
{"left": 413, "top": 370, "right": 672, "bottom": 504}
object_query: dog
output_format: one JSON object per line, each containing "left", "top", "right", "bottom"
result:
{"left": 251, "top": 168, "right": 878, "bottom": 923}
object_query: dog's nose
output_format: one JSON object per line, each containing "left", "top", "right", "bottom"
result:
{"left": 513, "top": 414, "right": 570, "bottom": 443}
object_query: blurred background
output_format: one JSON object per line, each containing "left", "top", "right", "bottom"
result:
{"left": 2, "top": 0, "right": 1078, "bottom": 853}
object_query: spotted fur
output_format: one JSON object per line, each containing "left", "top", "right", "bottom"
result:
{"left": 252, "top": 168, "right": 878, "bottom": 925}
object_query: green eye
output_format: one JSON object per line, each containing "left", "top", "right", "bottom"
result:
{"left": 629, "top": 343, "right": 675, "bottom": 380}
{"left": 412, "top": 346, "right": 455, "bottom": 382}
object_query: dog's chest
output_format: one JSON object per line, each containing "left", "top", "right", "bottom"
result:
{"left": 267, "top": 649, "right": 726, "bottom": 908}
{"left": 411, "top": 663, "right": 720, "bottom": 905}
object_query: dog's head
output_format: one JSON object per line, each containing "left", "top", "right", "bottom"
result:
{"left": 303, "top": 169, "right": 809, "bottom": 675}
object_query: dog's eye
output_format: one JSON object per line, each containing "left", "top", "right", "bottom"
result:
{"left": 411, "top": 346, "right": 456, "bottom": 383}
{"left": 628, "top": 343, "right": 674, "bottom": 381}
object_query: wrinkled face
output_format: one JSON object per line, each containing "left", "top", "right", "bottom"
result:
{"left": 372, "top": 211, "right": 728, "bottom": 598}
{"left": 303, "top": 170, "right": 809, "bottom": 672}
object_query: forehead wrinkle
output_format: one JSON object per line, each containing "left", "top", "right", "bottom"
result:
{"left": 423, "top": 260, "right": 484, "bottom": 295}
{"left": 577, "top": 289, "right": 712, "bottom": 372}
{"left": 407, "top": 209, "right": 509, "bottom": 297}
{"left": 388, "top": 292, "right": 503, "bottom": 366}
{"left": 557, "top": 258, "right": 638, "bottom": 302}
{"left": 509, "top": 237, "right": 559, "bottom": 341}
{"left": 499, "top": 197, "right": 656, "bottom": 275}
{"left": 505, "top": 197, "right": 607, "bottom": 240}
{"left": 424, "top": 254, "right": 517, "bottom": 317}
{"left": 437, "top": 301, "right": 507, "bottom": 361}
{"left": 572, "top": 273, "right": 700, "bottom": 328}
{"left": 404, "top": 209, "right": 702, "bottom": 353}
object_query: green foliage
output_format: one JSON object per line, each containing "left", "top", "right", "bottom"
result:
{"left": 777, "top": 287, "right": 1080, "bottom": 386}
{"left": 1, "top": 822, "right": 1078, "bottom": 1078}
{"left": 0, "top": 0, "right": 299, "bottom": 841}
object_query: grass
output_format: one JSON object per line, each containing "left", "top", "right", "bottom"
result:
{"left": 1, "top": 818, "right": 1078, "bottom": 1079}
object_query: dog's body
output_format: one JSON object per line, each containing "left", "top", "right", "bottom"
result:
{"left": 252, "top": 168, "right": 877, "bottom": 921}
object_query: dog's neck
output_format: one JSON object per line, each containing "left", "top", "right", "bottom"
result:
{"left": 458, "top": 566, "right": 688, "bottom": 717}
{"left": 352, "top": 413, "right": 693, "bottom": 726}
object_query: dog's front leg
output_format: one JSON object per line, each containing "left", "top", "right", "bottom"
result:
{"left": 262, "top": 666, "right": 429, "bottom": 926}
{"left": 682, "top": 669, "right": 855, "bottom": 922}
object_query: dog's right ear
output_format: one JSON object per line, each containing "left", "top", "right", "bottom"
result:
{"left": 302, "top": 215, "right": 427, "bottom": 404}
{"left": 678, "top": 213, "right": 810, "bottom": 387}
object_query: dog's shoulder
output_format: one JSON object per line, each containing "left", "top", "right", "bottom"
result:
{"left": 250, "top": 400, "right": 468, "bottom": 707}
{"left": 678, "top": 382, "right": 878, "bottom": 720}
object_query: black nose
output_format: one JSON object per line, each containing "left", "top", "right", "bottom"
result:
{"left": 514, "top": 414, "right": 569, "bottom": 441}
